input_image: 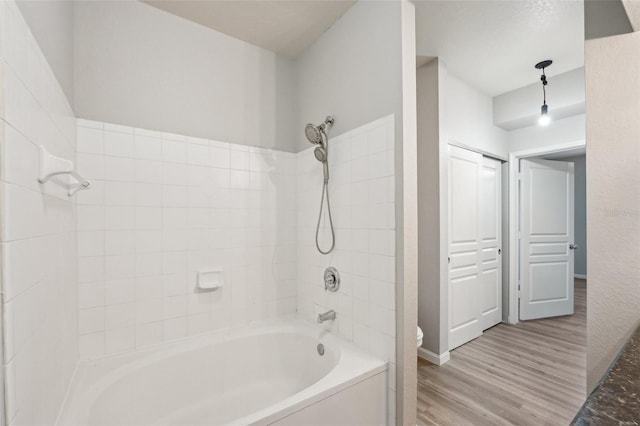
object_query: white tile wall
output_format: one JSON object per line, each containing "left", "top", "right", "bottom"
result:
{"left": 0, "top": 1, "right": 78, "bottom": 425}
{"left": 75, "top": 120, "right": 298, "bottom": 359}
{"left": 296, "top": 115, "right": 396, "bottom": 423}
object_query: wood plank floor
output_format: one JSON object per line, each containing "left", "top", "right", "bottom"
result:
{"left": 417, "top": 279, "right": 586, "bottom": 426}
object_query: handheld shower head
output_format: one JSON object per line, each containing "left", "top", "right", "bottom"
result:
{"left": 314, "top": 146, "right": 327, "bottom": 162}
{"left": 314, "top": 147, "right": 329, "bottom": 182}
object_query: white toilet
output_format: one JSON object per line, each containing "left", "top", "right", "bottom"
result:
{"left": 417, "top": 326, "right": 423, "bottom": 348}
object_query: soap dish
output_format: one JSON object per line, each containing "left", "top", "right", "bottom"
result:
{"left": 197, "top": 269, "right": 224, "bottom": 291}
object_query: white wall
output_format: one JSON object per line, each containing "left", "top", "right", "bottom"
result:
{"left": 447, "top": 71, "right": 508, "bottom": 159}
{"left": 16, "top": 0, "right": 75, "bottom": 108}
{"left": 75, "top": 119, "right": 297, "bottom": 359}
{"left": 0, "top": 2, "right": 78, "bottom": 424}
{"left": 296, "top": 115, "right": 396, "bottom": 424}
{"left": 74, "top": 0, "right": 297, "bottom": 152}
{"left": 493, "top": 68, "right": 585, "bottom": 130}
{"left": 585, "top": 31, "right": 640, "bottom": 391}
{"left": 294, "top": 1, "right": 403, "bottom": 153}
{"left": 508, "top": 114, "right": 586, "bottom": 153}
{"left": 416, "top": 60, "right": 447, "bottom": 357}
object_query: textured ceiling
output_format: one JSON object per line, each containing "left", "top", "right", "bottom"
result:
{"left": 141, "top": 0, "right": 356, "bottom": 58}
{"left": 416, "top": 0, "right": 585, "bottom": 96}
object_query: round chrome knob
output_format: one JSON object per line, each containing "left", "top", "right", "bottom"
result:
{"left": 324, "top": 267, "right": 340, "bottom": 292}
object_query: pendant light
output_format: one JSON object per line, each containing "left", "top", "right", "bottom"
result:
{"left": 535, "top": 60, "right": 552, "bottom": 126}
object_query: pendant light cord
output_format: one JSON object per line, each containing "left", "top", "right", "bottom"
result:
{"left": 541, "top": 68, "right": 548, "bottom": 105}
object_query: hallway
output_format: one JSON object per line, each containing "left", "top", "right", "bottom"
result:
{"left": 417, "top": 279, "right": 587, "bottom": 426}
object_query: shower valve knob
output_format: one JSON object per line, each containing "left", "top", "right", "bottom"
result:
{"left": 324, "top": 267, "right": 340, "bottom": 292}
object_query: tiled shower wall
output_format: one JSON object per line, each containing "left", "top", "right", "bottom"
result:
{"left": 75, "top": 120, "right": 297, "bottom": 358}
{"left": 0, "top": 1, "right": 78, "bottom": 424}
{"left": 296, "top": 115, "right": 396, "bottom": 421}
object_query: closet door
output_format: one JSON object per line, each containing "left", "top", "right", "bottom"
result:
{"left": 448, "top": 146, "right": 503, "bottom": 350}
{"left": 448, "top": 146, "right": 483, "bottom": 350}
{"left": 479, "top": 157, "right": 502, "bottom": 330}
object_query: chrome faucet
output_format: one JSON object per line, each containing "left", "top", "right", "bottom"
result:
{"left": 317, "top": 310, "right": 336, "bottom": 323}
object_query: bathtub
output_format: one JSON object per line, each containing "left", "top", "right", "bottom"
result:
{"left": 57, "top": 319, "right": 388, "bottom": 425}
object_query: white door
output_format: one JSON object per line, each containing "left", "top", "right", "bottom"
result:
{"left": 479, "top": 157, "right": 502, "bottom": 330}
{"left": 448, "top": 146, "right": 482, "bottom": 350}
{"left": 519, "top": 159, "right": 575, "bottom": 320}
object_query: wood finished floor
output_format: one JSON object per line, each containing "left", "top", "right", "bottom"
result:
{"left": 417, "top": 279, "right": 586, "bottom": 426}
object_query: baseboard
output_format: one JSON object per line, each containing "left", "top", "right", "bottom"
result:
{"left": 417, "top": 347, "right": 450, "bottom": 366}
{"left": 575, "top": 274, "right": 587, "bottom": 280}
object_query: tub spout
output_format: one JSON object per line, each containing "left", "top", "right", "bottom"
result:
{"left": 317, "top": 310, "right": 336, "bottom": 323}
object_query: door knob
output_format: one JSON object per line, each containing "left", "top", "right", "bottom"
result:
{"left": 569, "top": 244, "right": 579, "bottom": 250}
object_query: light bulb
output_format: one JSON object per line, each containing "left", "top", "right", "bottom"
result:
{"left": 538, "top": 104, "right": 551, "bottom": 126}
{"left": 538, "top": 114, "right": 551, "bottom": 126}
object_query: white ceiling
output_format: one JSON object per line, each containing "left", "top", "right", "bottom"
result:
{"left": 141, "top": 0, "right": 356, "bottom": 58}
{"left": 415, "top": 0, "right": 585, "bottom": 96}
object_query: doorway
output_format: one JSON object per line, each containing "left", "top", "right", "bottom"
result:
{"left": 508, "top": 142, "right": 586, "bottom": 324}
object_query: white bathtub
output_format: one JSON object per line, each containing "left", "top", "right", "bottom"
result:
{"left": 57, "top": 319, "right": 388, "bottom": 426}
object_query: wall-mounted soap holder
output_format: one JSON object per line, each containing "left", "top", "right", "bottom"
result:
{"left": 38, "top": 146, "right": 91, "bottom": 196}
{"left": 197, "top": 269, "right": 224, "bottom": 291}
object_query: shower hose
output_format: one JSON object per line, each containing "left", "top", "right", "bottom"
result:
{"left": 315, "top": 180, "right": 335, "bottom": 254}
